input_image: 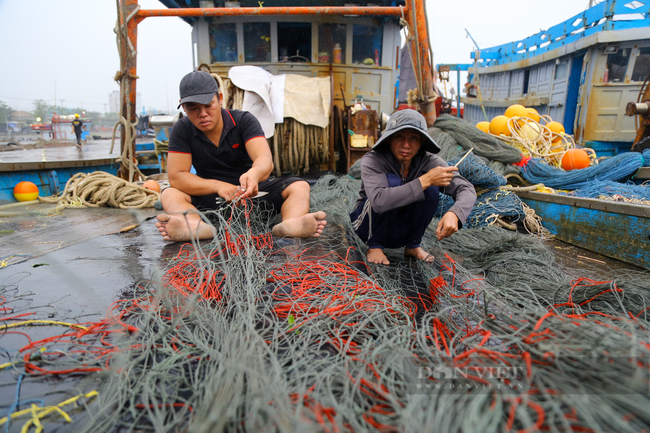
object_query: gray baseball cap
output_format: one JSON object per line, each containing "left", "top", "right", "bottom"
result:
{"left": 372, "top": 109, "right": 440, "bottom": 153}
{"left": 177, "top": 71, "right": 219, "bottom": 109}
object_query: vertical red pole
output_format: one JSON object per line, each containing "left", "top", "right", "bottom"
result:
{"left": 408, "top": 0, "right": 436, "bottom": 127}
{"left": 118, "top": 0, "right": 139, "bottom": 180}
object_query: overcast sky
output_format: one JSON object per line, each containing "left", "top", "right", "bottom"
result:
{"left": 0, "top": 0, "right": 590, "bottom": 115}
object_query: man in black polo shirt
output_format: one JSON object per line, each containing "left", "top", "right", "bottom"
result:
{"left": 155, "top": 70, "right": 327, "bottom": 242}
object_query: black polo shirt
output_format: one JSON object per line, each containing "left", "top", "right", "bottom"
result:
{"left": 168, "top": 108, "right": 266, "bottom": 185}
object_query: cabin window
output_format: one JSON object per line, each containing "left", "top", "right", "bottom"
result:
{"left": 277, "top": 22, "right": 311, "bottom": 62}
{"left": 606, "top": 48, "right": 630, "bottom": 82}
{"left": 244, "top": 22, "right": 271, "bottom": 63}
{"left": 632, "top": 47, "right": 650, "bottom": 82}
{"left": 209, "top": 22, "right": 237, "bottom": 63}
{"left": 352, "top": 25, "right": 383, "bottom": 65}
{"left": 554, "top": 61, "right": 567, "bottom": 80}
{"left": 318, "top": 23, "right": 346, "bottom": 64}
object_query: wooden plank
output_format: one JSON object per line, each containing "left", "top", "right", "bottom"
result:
{"left": 520, "top": 195, "right": 650, "bottom": 269}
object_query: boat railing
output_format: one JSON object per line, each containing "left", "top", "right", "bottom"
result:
{"left": 474, "top": 0, "right": 650, "bottom": 67}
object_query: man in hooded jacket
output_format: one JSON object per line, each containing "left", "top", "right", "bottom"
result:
{"left": 350, "top": 109, "right": 476, "bottom": 265}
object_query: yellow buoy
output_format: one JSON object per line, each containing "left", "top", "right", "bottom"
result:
{"left": 489, "top": 115, "right": 511, "bottom": 137}
{"left": 505, "top": 104, "right": 528, "bottom": 119}
{"left": 547, "top": 121, "right": 565, "bottom": 143}
{"left": 476, "top": 121, "right": 490, "bottom": 133}
{"left": 525, "top": 107, "right": 541, "bottom": 122}
{"left": 13, "top": 181, "right": 39, "bottom": 202}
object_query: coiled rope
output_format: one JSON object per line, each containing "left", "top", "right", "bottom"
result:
{"left": 38, "top": 171, "right": 159, "bottom": 211}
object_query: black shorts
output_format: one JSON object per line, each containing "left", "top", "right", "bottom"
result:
{"left": 190, "top": 177, "right": 304, "bottom": 213}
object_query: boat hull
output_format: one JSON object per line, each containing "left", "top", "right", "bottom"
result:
{"left": 518, "top": 191, "right": 650, "bottom": 269}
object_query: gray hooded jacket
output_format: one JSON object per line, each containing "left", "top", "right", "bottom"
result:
{"left": 355, "top": 138, "right": 477, "bottom": 227}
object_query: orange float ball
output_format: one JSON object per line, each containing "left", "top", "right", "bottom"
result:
{"left": 142, "top": 180, "right": 161, "bottom": 193}
{"left": 561, "top": 149, "right": 590, "bottom": 171}
{"left": 547, "top": 121, "right": 565, "bottom": 143}
{"left": 525, "top": 107, "right": 541, "bottom": 123}
{"left": 489, "top": 115, "right": 511, "bottom": 136}
{"left": 476, "top": 121, "right": 490, "bottom": 133}
{"left": 13, "top": 181, "right": 39, "bottom": 202}
{"left": 505, "top": 104, "right": 528, "bottom": 119}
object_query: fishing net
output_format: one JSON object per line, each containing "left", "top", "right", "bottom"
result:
{"left": 3, "top": 174, "right": 650, "bottom": 433}
{"left": 438, "top": 189, "right": 545, "bottom": 234}
{"left": 560, "top": 180, "right": 650, "bottom": 204}
{"left": 430, "top": 114, "right": 523, "bottom": 166}
{"left": 520, "top": 149, "right": 650, "bottom": 190}
{"left": 446, "top": 151, "right": 507, "bottom": 190}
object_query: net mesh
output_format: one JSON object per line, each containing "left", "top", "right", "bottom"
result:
{"left": 2, "top": 175, "right": 650, "bottom": 433}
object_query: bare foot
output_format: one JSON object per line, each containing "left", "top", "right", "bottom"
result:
{"left": 155, "top": 213, "right": 216, "bottom": 242}
{"left": 367, "top": 248, "right": 390, "bottom": 265}
{"left": 271, "top": 211, "right": 327, "bottom": 238}
{"left": 404, "top": 247, "right": 434, "bottom": 263}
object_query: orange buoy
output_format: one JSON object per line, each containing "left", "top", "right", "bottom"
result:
{"left": 561, "top": 149, "right": 590, "bottom": 171}
{"left": 547, "top": 121, "right": 565, "bottom": 143}
{"left": 489, "top": 115, "right": 511, "bottom": 137}
{"left": 525, "top": 107, "right": 541, "bottom": 123}
{"left": 142, "top": 180, "right": 161, "bottom": 193}
{"left": 13, "top": 181, "right": 39, "bottom": 202}
{"left": 505, "top": 104, "right": 528, "bottom": 119}
{"left": 476, "top": 121, "right": 490, "bottom": 133}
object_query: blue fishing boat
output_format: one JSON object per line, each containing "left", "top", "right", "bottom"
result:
{"left": 437, "top": 0, "right": 650, "bottom": 269}
{"left": 459, "top": 0, "right": 650, "bottom": 157}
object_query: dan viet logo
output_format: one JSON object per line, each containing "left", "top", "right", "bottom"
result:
{"left": 403, "top": 360, "right": 526, "bottom": 394}
{"left": 403, "top": 356, "right": 650, "bottom": 395}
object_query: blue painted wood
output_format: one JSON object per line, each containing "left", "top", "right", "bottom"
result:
{"left": 564, "top": 53, "right": 585, "bottom": 135}
{"left": 474, "top": 0, "right": 650, "bottom": 66}
{"left": 0, "top": 165, "right": 119, "bottom": 203}
{"left": 520, "top": 197, "right": 650, "bottom": 269}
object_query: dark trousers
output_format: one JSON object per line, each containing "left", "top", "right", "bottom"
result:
{"left": 350, "top": 174, "right": 439, "bottom": 250}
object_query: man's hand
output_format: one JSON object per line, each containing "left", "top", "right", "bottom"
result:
{"left": 218, "top": 183, "right": 242, "bottom": 203}
{"left": 436, "top": 211, "right": 460, "bottom": 240}
{"left": 238, "top": 171, "right": 260, "bottom": 200}
{"left": 419, "top": 166, "right": 458, "bottom": 189}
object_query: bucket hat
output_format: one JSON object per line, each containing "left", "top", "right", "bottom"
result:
{"left": 372, "top": 109, "right": 440, "bottom": 153}
{"left": 178, "top": 71, "right": 219, "bottom": 109}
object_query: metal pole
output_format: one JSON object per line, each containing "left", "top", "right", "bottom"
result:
{"left": 136, "top": 6, "right": 404, "bottom": 19}
{"left": 407, "top": 0, "right": 436, "bottom": 127}
{"left": 118, "top": 0, "right": 139, "bottom": 180}
{"left": 4, "top": 109, "right": 9, "bottom": 139}
{"left": 457, "top": 70, "right": 461, "bottom": 118}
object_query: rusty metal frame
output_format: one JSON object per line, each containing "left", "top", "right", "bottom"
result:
{"left": 119, "top": 2, "right": 437, "bottom": 176}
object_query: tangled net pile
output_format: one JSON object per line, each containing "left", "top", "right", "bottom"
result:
{"left": 561, "top": 180, "right": 650, "bottom": 205}
{"left": 2, "top": 175, "right": 650, "bottom": 432}
{"left": 429, "top": 114, "right": 523, "bottom": 177}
